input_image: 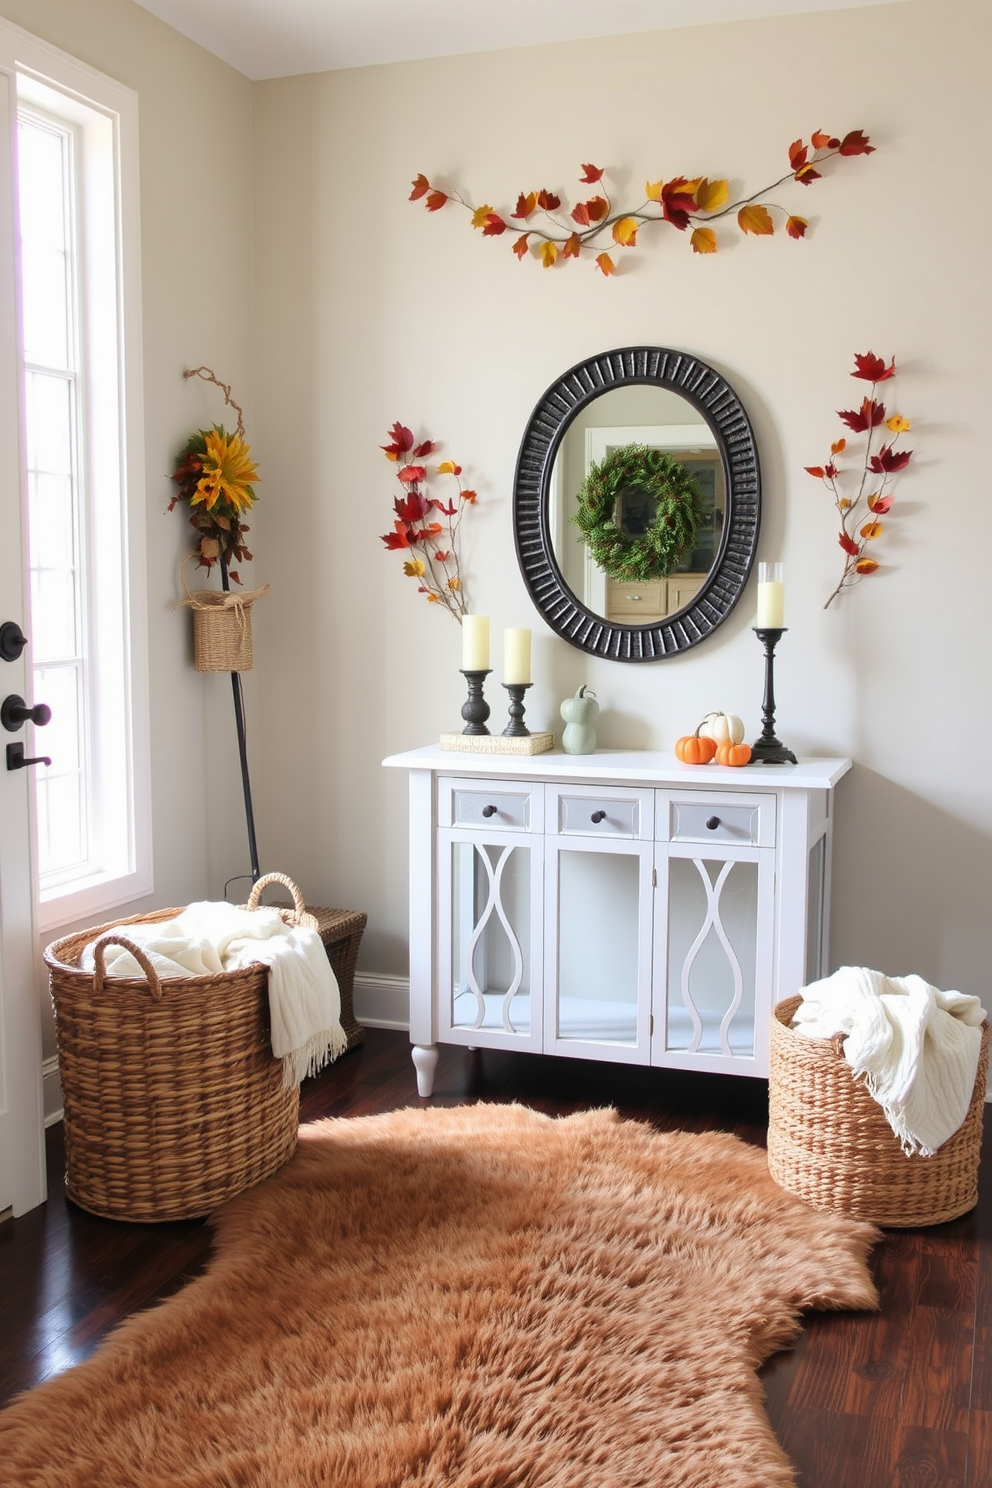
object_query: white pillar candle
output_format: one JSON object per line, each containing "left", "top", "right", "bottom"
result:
{"left": 462, "top": 615, "right": 490, "bottom": 671}
{"left": 503, "top": 628, "right": 531, "bottom": 685}
{"left": 756, "top": 563, "right": 785, "bottom": 628}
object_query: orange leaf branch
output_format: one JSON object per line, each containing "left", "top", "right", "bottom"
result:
{"left": 806, "top": 354, "right": 914, "bottom": 609}
{"left": 378, "top": 423, "right": 478, "bottom": 622}
{"left": 410, "top": 130, "right": 873, "bottom": 272}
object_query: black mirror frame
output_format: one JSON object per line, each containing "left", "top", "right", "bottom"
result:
{"left": 513, "top": 347, "right": 761, "bottom": 661}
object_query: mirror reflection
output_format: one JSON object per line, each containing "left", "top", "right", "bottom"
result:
{"left": 549, "top": 386, "right": 725, "bottom": 624}
{"left": 513, "top": 347, "right": 760, "bottom": 662}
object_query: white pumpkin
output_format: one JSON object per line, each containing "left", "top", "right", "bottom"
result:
{"left": 698, "top": 711, "right": 745, "bottom": 746}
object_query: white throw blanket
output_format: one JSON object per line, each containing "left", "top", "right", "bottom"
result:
{"left": 83, "top": 901, "right": 347, "bottom": 1089}
{"left": 790, "top": 966, "right": 987, "bottom": 1156}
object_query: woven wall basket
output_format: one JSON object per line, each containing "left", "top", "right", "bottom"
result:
{"left": 189, "top": 586, "right": 269, "bottom": 673}
{"left": 767, "top": 994, "right": 989, "bottom": 1227}
{"left": 44, "top": 873, "right": 312, "bottom": 1223}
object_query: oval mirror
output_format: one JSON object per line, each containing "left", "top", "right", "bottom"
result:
{"left": 513, "top": 347, "right": 760, "bottom": 661}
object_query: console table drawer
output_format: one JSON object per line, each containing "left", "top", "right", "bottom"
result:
{"left": 550, "top": 786, "right": 653, "bottom": 840}
{"left": 664, "top": 792, "right": 775, "bottom": 848}
{"left": 441, "top": 778, "right": 538, "bottom": 832}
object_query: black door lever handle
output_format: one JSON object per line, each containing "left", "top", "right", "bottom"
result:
{"left": 6, "top": 742, "right": 51, "bottom": 771}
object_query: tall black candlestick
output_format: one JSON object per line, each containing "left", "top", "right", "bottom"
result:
{"left": 750, "top": 627, "right": 797, "bottom": 765}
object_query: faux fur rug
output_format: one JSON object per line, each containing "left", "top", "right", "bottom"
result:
{"left": 1, "top": 1104, "right": 879, "bottom": 1487}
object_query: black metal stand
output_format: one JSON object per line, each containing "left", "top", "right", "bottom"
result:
{"left": 460, "top": 669, "right": 492, "bottom": 734}
{"left": 502, "top": 683, "right": 532, "bottom": 737}
{"left": 220, "top": 554, "right": 261, "bottom": 880}
{"left": 750, "top": 627, "right": 797, "bottom": 765}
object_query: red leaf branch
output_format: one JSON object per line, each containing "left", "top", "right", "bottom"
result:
{"left": 805, "top": 354, "right": 914, "bottom": 608}
{"left": 378, "top": 422, "right": 477, "bottom": 621}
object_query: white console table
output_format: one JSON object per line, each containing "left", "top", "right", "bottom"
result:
{"left": 383, "top": 747, "right": 851, "bottom": 1097}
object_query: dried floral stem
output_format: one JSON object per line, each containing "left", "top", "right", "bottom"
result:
{"left": 183, "top": 366, "right": 246, "bottom": 438}
{"left": 379, "top": 422, "right": 477, "bottom": 622}
{"left": 807, "top": 354, "right": 913, "bottom": 610}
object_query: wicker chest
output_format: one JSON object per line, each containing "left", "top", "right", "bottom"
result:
{"left": 305, "top": 906, "right": 367, "bottom": 1050}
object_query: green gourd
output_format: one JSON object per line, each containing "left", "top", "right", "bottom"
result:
{"left": 560, "top": 686, "right": 599, "bottom": 755}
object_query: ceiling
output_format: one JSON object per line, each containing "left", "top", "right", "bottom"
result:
{"left": 131, "top": 0, "right": 908, "bottom": 82}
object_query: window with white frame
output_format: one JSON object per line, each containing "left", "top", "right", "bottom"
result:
{"left": 4, "top": 23, "right": 151, "bottom": 932}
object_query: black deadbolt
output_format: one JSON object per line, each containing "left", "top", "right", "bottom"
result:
{"left": 0, "top": 621, "right": 28, "bottom": 663}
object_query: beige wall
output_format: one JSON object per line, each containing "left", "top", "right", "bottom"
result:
{"left": 4, "top": 0, "right": 991, "bottom": 1057}
{"left": 252, "top": 0, "right": 992, "bottom": 999}
{"left": 0, "top": 0, "right": 255, "bottom": 1080}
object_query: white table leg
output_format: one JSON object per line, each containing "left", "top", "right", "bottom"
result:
{"left": 411, "top": 1043, "right": 439, "bottom": 1098}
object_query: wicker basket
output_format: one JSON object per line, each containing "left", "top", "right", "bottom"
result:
{"left": 191, "top": 592, "right": 258, "bottom": 672}
{"left": 767, "top": 994, "right": 989, "bottom": 1227}
{"left": 306, "top": 906, "right": 367, "bottom": 1050}
{"left": 45, "top": 872, "right": 314, "bottom": 1223}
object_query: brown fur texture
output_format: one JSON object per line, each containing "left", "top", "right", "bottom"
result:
{"left": 0, "top": 1104, "right": 879, "bottom": 1486}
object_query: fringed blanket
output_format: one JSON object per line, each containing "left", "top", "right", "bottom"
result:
{"left": 790, "top": 966, "right": 986, "bottom": 1156}
{"left": 83, "top": 901, "right": 347, "bottom": 1087}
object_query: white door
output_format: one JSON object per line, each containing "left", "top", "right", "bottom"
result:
{"left": 0, "top": 65, "right": 46, "bottom": 1217}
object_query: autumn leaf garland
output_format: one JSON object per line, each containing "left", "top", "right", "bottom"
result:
{"left": 411, "top": 128, "right": 874, "bottom": 274}
{"left": 806, "top": 353, "right": 914, "bottom": 609}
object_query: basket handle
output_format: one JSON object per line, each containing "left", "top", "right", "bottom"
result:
{"left": 246, "top": 872, "right": 306, "bottom": 917}
{"left": 91, "top": 934, "right": 164, "bottom": 1001}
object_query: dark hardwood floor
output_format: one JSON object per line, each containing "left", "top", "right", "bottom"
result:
{"left": 1, "top": 1026, "right": 989, "bottom": 1487}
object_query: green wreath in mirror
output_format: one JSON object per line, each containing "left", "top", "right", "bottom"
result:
{"left": 572, "top": 444, "right": 703, "bottom": 584}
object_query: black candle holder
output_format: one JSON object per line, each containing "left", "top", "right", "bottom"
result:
{"left": 502, "top": 682, "right": 532, "bottom": 737}
{"left": 460, "top": 669, "right": 492, "bottom": 735}
{"left": 750, "top": 628, "right": 797, "bottom": 765}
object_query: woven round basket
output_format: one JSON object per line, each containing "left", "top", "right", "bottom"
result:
{"left": 44, "top": 873, "right": 314, "bottom": 1223}
{"left": 767, "top": 994, "right": 989, "bottom": 1227}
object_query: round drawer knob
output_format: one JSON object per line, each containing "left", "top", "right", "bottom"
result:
{"left": 705, "top": 815, "right": 721, "bottom": 830}
{"left": 482, "top": 804, "right": 498, "bottom": 818}
{"left": 591, "top": 810, "right": 607, "bottom": 824}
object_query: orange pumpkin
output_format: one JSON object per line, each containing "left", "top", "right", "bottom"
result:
{"left": 675, "top": 731, "right": 717, "bottom": 765}
{"left": 715, "top": 740, "right": 752, "bottom": 767}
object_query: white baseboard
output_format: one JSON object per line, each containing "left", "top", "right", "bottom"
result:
{"left": 43, "top": 1054, "right": 63, "bottom": 1127}
{"left": 353, "top": 972, "right": 409, "bottom": 1031}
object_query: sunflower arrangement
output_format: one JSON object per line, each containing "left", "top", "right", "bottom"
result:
{"left": 170, "top": 367, "right": 260, "bottom": 586}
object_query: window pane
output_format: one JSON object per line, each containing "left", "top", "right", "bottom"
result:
{"left": 32, "top": 665, "right": 86, "bottom": 877}
{"left": 24, "top": 370, "right": 73, "bottom": 473}
{"left": 29, "top": 567, "right": 77, "bottom": 661}
{"left": 27, "top": 472, "right": 76, "bottom": 569}
{"left": 17, "top": 118, "right": 70, "bottom": 369}
{"left": 33, "top": 665, "right": 82, "bottom": 772}
{"left": 35, "top": 770, "right": 86, "bottom": 877}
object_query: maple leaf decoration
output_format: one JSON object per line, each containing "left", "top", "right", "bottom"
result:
{"left": 378, "top": 423, "right": 479, "bottom": 622}
{"left": 805, "top": 353, "right": 914, "bottom": 608}
{"left": 408, "top": 128, "right": 873, "bottom": 273}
